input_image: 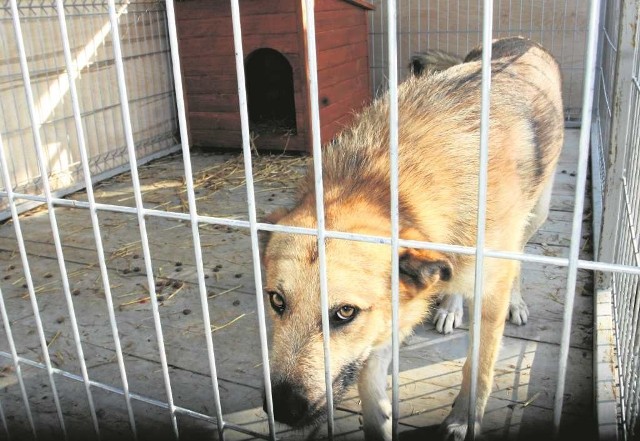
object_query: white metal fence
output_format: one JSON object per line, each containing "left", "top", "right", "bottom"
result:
{"left": 0, "top": 0, "right": 178, "bottom": 220}
{"left": 0, "top": 0, "right": 639, "bottom": 440}
{"left": 367, "top": 0, "right": 590, "bottom": 122}
{"left": 593, "top": 0, "right": 640, "bottom": 439}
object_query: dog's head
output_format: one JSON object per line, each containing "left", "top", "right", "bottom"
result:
{"left": 260, "top": 205, "right": 451, "bottom": 427}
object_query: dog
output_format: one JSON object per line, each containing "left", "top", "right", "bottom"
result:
{"left": 260, "top": 37, "right": 563, "bottom": 440}
{"left": 409, "top": 49, "right": 465, "bottom": 76}
{"left": 409, "top": 45, "right": 539, "bottom": 335}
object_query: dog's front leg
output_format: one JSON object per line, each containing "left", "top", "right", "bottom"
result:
{"left": 440, "top": 277, "right": 512, "bottom": 440}
{"left": 359, "top": 343, "right": 393, "bottom": 441}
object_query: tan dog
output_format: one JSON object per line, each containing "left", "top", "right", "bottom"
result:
{"left": 409, "top": 44, "right": 539, "bottom": 335}
{"left": 261, "top": 37, "right": 563, "bottom": 440}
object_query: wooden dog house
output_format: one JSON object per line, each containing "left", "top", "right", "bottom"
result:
{"left": 174, "top": 0, "right": 374, "bottom": 152}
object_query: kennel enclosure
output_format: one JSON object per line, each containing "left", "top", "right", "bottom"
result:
{"left": 0, "top": 1, "right": 639, "bottom": 440}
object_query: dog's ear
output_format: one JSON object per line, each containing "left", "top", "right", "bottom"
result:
{"left": 399, "top": 248, "right": 452, "bottom": 290}
{"left": 398, "top": 227, "right": 452, "bottom": 292}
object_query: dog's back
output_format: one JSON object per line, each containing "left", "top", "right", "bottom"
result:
{"left": 313, "top": 37, "right": 563, "bottom": 259}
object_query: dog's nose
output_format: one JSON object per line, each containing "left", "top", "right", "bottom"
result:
{"left": 263, "top": 383, "right": 310, "bottom": 426}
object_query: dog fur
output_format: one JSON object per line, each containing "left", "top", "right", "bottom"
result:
{"left": 409, "top": 49, "right": 464, "bottom": 76}
{"left": 409, "top": 44, "right": 543, "bottom": 335}
{"left": 261, "top": 37, "right": 564, "bottom": 440}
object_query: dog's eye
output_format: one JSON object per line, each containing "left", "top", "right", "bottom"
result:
{"left": 335, "top": 305, "right": 357, "bottom": 321}
{"left": 268, "top": 292, "right": 286, "bottom": 314}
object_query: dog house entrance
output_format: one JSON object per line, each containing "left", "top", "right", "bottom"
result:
{"left": 245, "top": 48, "right": 297, "bottom": 135}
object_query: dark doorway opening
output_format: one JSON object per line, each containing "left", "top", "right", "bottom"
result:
{"left": 245, "top": 48, "right": 297, "bottom": 135}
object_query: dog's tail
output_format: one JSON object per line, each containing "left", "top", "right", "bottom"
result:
{"left": 409, "top": 50, "right": 463, "bottom": 76}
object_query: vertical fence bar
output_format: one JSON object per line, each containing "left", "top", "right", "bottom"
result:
{"left": 9, "top": 1, "right": 102, "bottom": 437}
{"left": 398, "top": 1, "right": 402, "bottom": 76}
{"left": 426, "top": 0, "right": 431, "bottom": 49}
{"left": 417, "top": 0, "right": 421, "bottom": 51}
{"left": 129, "top": 8, "right": 145, "bottom": 142}
{"left": 551, "top": 0, "right": 558, "bottom": 52}
{"left": 386, "top": 0, "right": 401, "bottom": 439}
{"left": 106, "top": 1, "right": 179, "bottom": 437}
{"left": 225, "top": 0, "right": 279, "bottom": 438}
{"left": 380, "top": 0, "right": 385, "bottom": 91}
{"left": 0, "top": 284, "right": 35, "bottom": 439}
{"left": 53, "top": 1, "right": 138, "bottom": 438}
{"left": 445, "top": 2, "right": 451, "bottom": 52}
{"left": 302, "top": 0, "right": 335, "bottom": 436}
{"left": 465, "top": 0, "right": 470, "bottom": 52}
{"left": 79, "top": 10, "right": 108, "bottom": 166}
{"left": 540, "top": 0, "right": 545, "bottom": 46}
{"left": 567, "top": 0, "right": 581, "bottom": 119}
{"left": 0, "top": 134, "right": 67, "bottom": 440}
{"left": 139, "top": 7, "right": 159, "bottom": 145}
{"left": 157, "top": 7, "right": 178, "bottom": 134}
{"left": 553, "top": 0, "right": 601, "bottom": 435}
{"left": 370, "top": 3, "right": 377, "bottom": 95}
{"left": 0, "top": 24, "right": 31, "bottom": 192}
{"left": 467, "top": 1, "right": 493, "bottom": 439}
{"left": 102, "top": 3, "right": 122, "bottom": 162}
{"left": 0, "top": 397, "right": 9, "bottom": 441}
{"left": 95, "top": 6, "right": 120, "bottom": 164}
{"left": 34, "top": 14, "right": 56, "bottom": 170}
{"left": 164, "top": 1, "right": 229, "bottom": 439}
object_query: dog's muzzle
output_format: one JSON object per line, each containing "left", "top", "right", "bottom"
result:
{"left": 263, "top": 382, "right": 312, "bottom": 427}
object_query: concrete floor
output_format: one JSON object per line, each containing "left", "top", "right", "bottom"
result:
{"left": 0, "top": 129, "right": 596, "bottom": 440}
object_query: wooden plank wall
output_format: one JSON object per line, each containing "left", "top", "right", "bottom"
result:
{"left": 316, "top": 0, "right": 371, "bottom": 144}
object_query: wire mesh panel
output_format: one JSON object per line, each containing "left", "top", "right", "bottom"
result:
{"left": 0, "top": 0, "right": 178, "bottom": 220}
{"left": 595, "top": 0, "right": 640, "bottom": 438}
{"left": 368, "top": 0, "right": 589, "bottom": 122}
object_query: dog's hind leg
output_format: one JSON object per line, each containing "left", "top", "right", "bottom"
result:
{"left": 433, "top": 293, "right": 464, "bottom": 334}
{"left": 440, "top": 264, "right": 515, "bottom": 441}
{"left": 508, "top": 176, "right": 554, "bottom": 326}
{"left": 359, "top": 343, "right": 393, "bottom": 441}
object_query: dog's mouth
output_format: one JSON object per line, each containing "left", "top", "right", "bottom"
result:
{"left": 265, "top": 357, "right": 366, "bottom": 428}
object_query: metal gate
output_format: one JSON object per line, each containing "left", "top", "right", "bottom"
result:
{"left": 0, "top": 1, "right": 639, "bottom": 440}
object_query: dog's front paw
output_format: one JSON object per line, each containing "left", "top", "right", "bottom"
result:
{"left": 508, "top": 297, "right": 529, "bottom": 326}
{"left": 362, "top": 411, "right": 391, "bottom": 441}
{"left": 433, "top": 294, "right": 464, "bottom": 334}
{"left": 361, "top": 395, "right": 392, "bottom": 441}
{"left": 439, "top": 414, "right": 481, "bottom": 441}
